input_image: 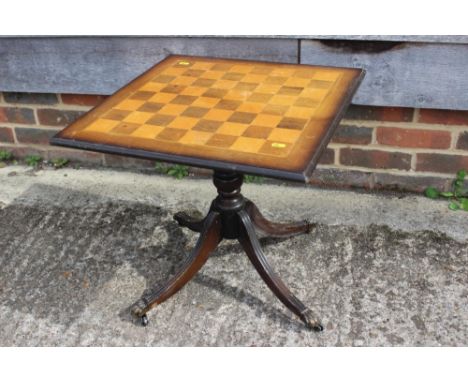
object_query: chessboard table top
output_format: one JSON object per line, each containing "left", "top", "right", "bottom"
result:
{"left": 51, "top": 55, "right": 364, "bottom": 182}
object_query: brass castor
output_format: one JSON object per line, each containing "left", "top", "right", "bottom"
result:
{"left": 301, "top": 310, "right": 323, "bottom": 332}
{"left": 141, "top": 314, "right": 149, "bottom": 327}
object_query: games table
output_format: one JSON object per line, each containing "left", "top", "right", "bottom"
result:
{"left": 51, "top": 55, "right": 364, "bottom": 331}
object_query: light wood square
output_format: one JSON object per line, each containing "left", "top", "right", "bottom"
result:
{"left": 149, "top": 93, "right": 177, "bottom": 103}
{"left": 203, "top": 109, "right": 234, "bottom": 122}
{"left": 267, "top": 127, "right": 302, "bottom": 143}
{"left": 229, "top": 136, "right": 265, "bottom": 153}
{"left": 163, "top": 67, "right": 187, "bottom": 76}
{"left": 269, "top": 94, "right": 298, "bottom": 106}
{"left": 140, "top": 82, "right": 165, "bottom": 92}
{"left": 123, "top": 111, "right": 154, "bottom": 124}
{"left": 230, "top": 65, "right": 252, "bottom": 73}
{"left": 251, "top": 114, "right": 282, "bottom": 128}
{"left": 313, "top": 71, "right": 342, "bottom": 82}
{"left": 216, "top": 122, "right": 248, "bottom": 136}
{"left": 284, "top": 106, "right": 316, "bottom": 119}
{"left": 171, "top": 76, "right": 197, "bottom": 86}
{"left": 284, "top": 77, "right": 311, "bottom": 87}
{"left": 212, "top": 80, "right": 237, "bottom": 90}
{"left": 223, "top": 90, "right": 247, "bottom": 101}
{"left": 236, "top": 102, "right": 265, "bottom": 114}
{"left": 270, "top": 68, "right": 294, "bottom": 77}
{"left": 115, "top": 99, "right": 145, "bottom": 111}
{"left": 242, "top": 74, "right": 267, "bottom": 83}
{"left": 180, "top": 86, "right": 206, "bottom": 96}
{"left": 199, "top": 71, "right": 224, "bottom": 80}
{"left": 168, "top": 116, "right": 200, "bottom": 130}
{"left": 191, "top": 97, "right": 221, "bottom": 108}
{"left": 191, "top": 61, "right": 215, "bottom": 70}
{"left": 131, "top": 124, "right": 164, "bottom": 139}
{"left": 254, "top": 84, "right": 282, "bottom": 94}
{"left": 158, "top": 104, "right": 188, "bottom": 116}
{"left": 85, "top": 119, "right": 120, "bottom": 133}
{"left": 300, "top": 88, "right": 330, "bottom": 101}
{"left": 178, "top": 130, "right": 213, "bottom": 145}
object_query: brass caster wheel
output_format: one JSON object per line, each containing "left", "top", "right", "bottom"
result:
{"left": 131, "top": 299, "right": 149, "bottom": 327}
{"left": 311, "top": 323, "right": 324, "bottom": 332}
{"left": 304, "top": 220, "right": 316, "bottom": 234}
{"left": 141, "top": 314, "right": 149, "bottom": 327}
{"left": 174, "top": 210, "right": 204, "bottom": 225}
{"left": 301, "top": 309, "right": 323, "bottom": 332}
{"left": 130, "top": 299, "right": 146, "bottom": 317}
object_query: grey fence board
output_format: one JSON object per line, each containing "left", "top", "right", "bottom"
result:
{"left": 309, "top": 35, "right": 468, "bottom": 44}
{"left": 301, "top": 40, "right": 468, "bottom": 110}
{"left": 1, "top": 36, "right": 468, "bottom": 110}
{"left": 0, "top": 37, "right": 298, "bottom": 95}
{"left": 11, "top": 36, "right": 468, "bottom": 43}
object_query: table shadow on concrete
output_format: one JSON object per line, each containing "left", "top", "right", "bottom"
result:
{"left": 1, "top": 182, "right": 468, "bottom": 345}
{"left": 0, "top": 183, "right": 301, "bottom": 331}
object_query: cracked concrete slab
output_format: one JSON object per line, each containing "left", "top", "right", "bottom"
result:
{"left": 0, "top": 165, "right": 467, "bottom": 346}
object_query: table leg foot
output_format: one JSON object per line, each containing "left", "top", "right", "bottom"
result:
{"left": 300, "top": 309, "right": 323, "bottom": 332}
{"left": 173, "top": 209, "right": 206, "bottom": 233}
{"left": 130, "top": 298, "right": 147, "bottom": 318}
{"left": 131, "top": 211, "right": 222, "bottom": 319}
{"left": 140, "top": 314, "right": 149, "bottom": 327}
{"left": 237, "top": 210, "right": 322, "bottom": 330}
{"left": 245, "top": 200, "right": 315, "bottom": 238}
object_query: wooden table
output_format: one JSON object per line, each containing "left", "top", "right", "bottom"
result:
{"left": 51, "top": 55, "right": 364, "bottom": 330}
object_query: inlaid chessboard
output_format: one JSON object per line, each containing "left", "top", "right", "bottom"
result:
{"left": 52, "top": 55, "right": 364, "bottom": 181}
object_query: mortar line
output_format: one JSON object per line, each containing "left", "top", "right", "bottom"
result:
{"left": 413, "top": 108, "right": 420, "bottom": 123}
{"left": 317, "top": 163, "right": 453, "bottom": 179}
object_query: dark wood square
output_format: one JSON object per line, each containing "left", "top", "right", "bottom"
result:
{"left": 193, "top": 119, "right": 222, "bottom": 132}
{"left": 182, "top": 106, "right": 210, "bottom": 118}
{"left": 228, "top": 111, "right": 257, "bottom": 124}
{"left": 147, "top": 114, "right": 175, "bottom": 126}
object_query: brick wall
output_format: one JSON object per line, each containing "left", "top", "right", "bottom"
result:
{"left": 1, "top": 91, "right": 468, "bottom": 193}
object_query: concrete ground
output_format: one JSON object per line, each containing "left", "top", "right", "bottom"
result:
{"left": 0, "top": 165, "right": 467, "bottom": 346}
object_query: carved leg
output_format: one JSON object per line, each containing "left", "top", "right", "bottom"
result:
{"left": 245, "top": 200, "right": 314, "bottom": 238}
{"left": 237, "top": 210, "right": 322, "bottom": 331}
{"left": 131, "top": 211, "right": 222, "bottom": 325}
{"left": 174, "top": 209, "right": 207, "bottom": 233}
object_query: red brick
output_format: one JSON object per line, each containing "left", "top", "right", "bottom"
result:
{"left": 0, "top": 144, "right": 46, "bottom": 159}
{"left": 456, "top": 131, "right": 468, "bottom": 151}
{"left": 376, "top": 127, "right": 451, "bottom": 149}
{"left": 15, "top": 127, "right": 57, "bottom": 145}
{"left": 61, "top": 94, "right": 108, "bottom": 107}
{"left": 373, "top": 173, "right": 451, "bottom": 193}
{"left": 345, "top": 105, "right": 414, "bottom": 122}
{"left": 37, "top": 108, "right": 84, "bottom": 127}
{"left": 419, "top": 109, "right": 468, "bottom": 126}
{"left": 416, "top": 153, "right": 468, "bottom": 174}
{"left": 310, "top": 169, "right": 453, "bottom": 193}
{"left": 379, "top": 107, "right": 414, "bottom": 122}
{"left": 308, "top": 167, "right": 373, "bottom": 189}
{"left": 0, "top": 127, "right": 15, "bottom": 143}
{"left": 332, "top": 124, "right": 373, "bottom": 145}
{"left": 103, "top": 154, "right": 155, "bottom": 169}
{"left": 318, "top": 148, "right": 334, "bottom": 165}
{"left": 47, "top": 148, "right": 103, "bottom": 165}
{"left": 188, "top": 166, "right": 213, "bottom": 177}
{"left": 340, "top": 148, "right": 411, "bottom": 170}
{"left": 3, "top": 92, "right": 58, "bottom": 105}
{"left": 0, "top": 106, "right": 36, "bottom": 124}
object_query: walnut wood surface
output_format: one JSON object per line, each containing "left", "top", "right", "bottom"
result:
{"left": 132, "top": 172, "right": 322, "bottom": 330}
{"left": 245, "top": 199, "right": 313, "bottom": 237}
{"left": 131, "top": 211, "right": 222, "bottom": 317}
{"left": 52, "top": 55, "right": 363, "bottom": 182}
